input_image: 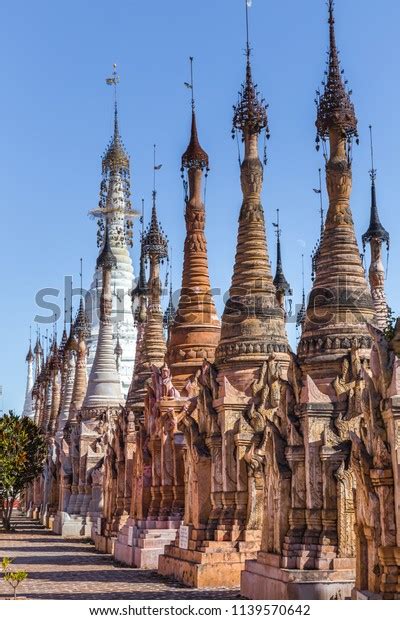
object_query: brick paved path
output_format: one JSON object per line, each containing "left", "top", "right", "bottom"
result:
{"left": 0, "top": 514, "right": 241, "bottom": 600}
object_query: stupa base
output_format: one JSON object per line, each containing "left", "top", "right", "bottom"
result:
{"left": 241, "top": 553, "right": 355, "bottom": 600}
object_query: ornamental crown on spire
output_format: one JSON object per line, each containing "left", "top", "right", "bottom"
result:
{"left": 74, "top": 298, "right": 91, "bottom": 341}
{"left": 182, "top": 111, "right": 209, "bottom": 171}
{"left": 232, "top": 49, "right": 270, "bottom": 139}
{"left": 143, "top": 193, "right": 169, "bottom": 262}
{"left": 102, "top": 65, "right": 129, "bottom": 175}
{"left": 102, "top": 105, "right": 130, "bottom": 175}
{"left": 181, "top": 58, "right": 209, "bottom": 172}
{"left": 315, "top": 0, "right": 358, "bottom": 145}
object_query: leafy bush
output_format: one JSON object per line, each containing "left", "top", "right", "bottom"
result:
{"left": 1, "top": 557, "right": 28, "bottom": 599}
{"left": 0, "top": 411, "right": 46, "bottom": 530}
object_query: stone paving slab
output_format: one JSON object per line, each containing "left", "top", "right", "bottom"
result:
{"left": 0, "top": 514, "right": 241, "bottom": 600}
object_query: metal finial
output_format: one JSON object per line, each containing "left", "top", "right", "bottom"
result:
{"left": 141, "top": 198, "right": 145, "bottom": 235}
{"left": 169, "top": 245, "right": 173, "bottom": 292}
{"left": 328, "top": 0, "right": 335, "bottom": 24}
{"left": 369, "top": 124, "right": 376, "bottom": 181}
{"left": 106, "top": 63, "right": 120, "bottom": 123}
{"left": 70, "top": 278, "right": 73, "bottom": 328}
{"left": 275, "top": 208, "right": 281, "bottom": 239}
{"left": 318, "top": 168, "right": 324, "bottom": 235}
{"left": 190, "top": 57, "right": 195, "bottom": 111}
{"left": 153, "top": 144, "right": 156, "bottom": 193}
{"left": 312, "top": 169, "right": 324, "bottom": 238}
{"left": 80, "top": 257, "right": 83, "bottom": 297}
{"left": 245, "top": 0, "right": 252, "bottom": 57}
{"left": 153, "top": 144, "right": 163, "bottom": 196}
{"left": 296, "top": 253, "right": 307, "bottom": 330}
{"left": 184, "top": 56, "right": 196, "bottom": 111}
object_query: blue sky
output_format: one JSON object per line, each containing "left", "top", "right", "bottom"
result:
{"left": 1, "top": 0, "right": 399, "bottom": 413}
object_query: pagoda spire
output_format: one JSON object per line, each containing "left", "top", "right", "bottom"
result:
{"left": 296, "top": 254, "right": 307, "bottom": 333}
{"left": 272, "top": 209, "right": 292, "bottom": 311}
{"left": 163, "top": 281, "right": 176, "bottom": 336}
{"left": 133, "top": 205, "right": 149, "bottom": 327}
{"left": 69, "top": 319, "right": 89, "bottom": 424}
{"left": 216, "top": 4, "right": 288, "bottom": 366}
{"left": 22, "top": 335, "right": 34, "bottom": 419}
{"left": 86, "top": 65, "right": 137, "bottom": 398}
{"left": 48, "top": 341, "right": 61, "bottom": 435}
{"left": 362, "top": 125, "right": 390, "bottom": 330}
{"left": 168, "top": 58, "right": 220, "bottom": 384}
{"left": 163, "top": 250, "right": 176, "bottom": 336}
{"left": 102, "top": 64, "right": 129, "bottom": 176}
{"left": 299, "top": 0, "right": 374, "bottom": 371}
{"left": 56, "top": 322, "right": 77, "bottom": 439}
{"left": 142, "top": 171, "right": 168, "bottom": 368}
{"left": 34, "top": 331, "right": 43, "bottom": 380}
{"left": 83, "top": 222, "right": 124, "bottom": 409}
{"left": 126, "top": 220, "right": 149, "bottom": 413}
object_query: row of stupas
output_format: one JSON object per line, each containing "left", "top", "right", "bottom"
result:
{"left": 23, "top": 1, "right": 400, "bottom": 600}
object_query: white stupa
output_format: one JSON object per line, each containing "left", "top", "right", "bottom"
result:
{"left": 86, "top": 74, "right": 138, "bottom": 398}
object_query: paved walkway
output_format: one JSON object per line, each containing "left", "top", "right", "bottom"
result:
{"left": 0, "top": 514, "right": 241, "bottom": 600}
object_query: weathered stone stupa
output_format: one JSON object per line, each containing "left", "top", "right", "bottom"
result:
{"left": 241, "top": 0, "right": 376, "bottom": 599}
{"left": 159, "top": 14, "right": 290, "bottom": 586}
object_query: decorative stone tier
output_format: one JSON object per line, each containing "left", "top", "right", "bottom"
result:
{"left": 114, "top": 518, "right": 179, "bottom": 569}
{"left": 92, "top": 523, "right": 117, "bottom": 555}
{"left": 53, "top": 512, "right": 94, "bottom": 538}
{"left": 159, "top": 527, "right": 258, "bottom": 588}
{"left": 216, "top": 341, "right": 289, "bottom": 365}
{"left": 241, "top": 553, "right": 355, "bottom": 600}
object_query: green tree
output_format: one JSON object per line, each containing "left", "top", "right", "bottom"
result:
{"left": 0, "top": 411, "right": 46, "bottom": 531}
{"left": 1, "top": 557, "right": 28, "bottom": 599}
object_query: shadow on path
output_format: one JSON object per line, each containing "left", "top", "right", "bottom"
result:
{"left": 0, "top": 513, "right": 241, "bottom": 600}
